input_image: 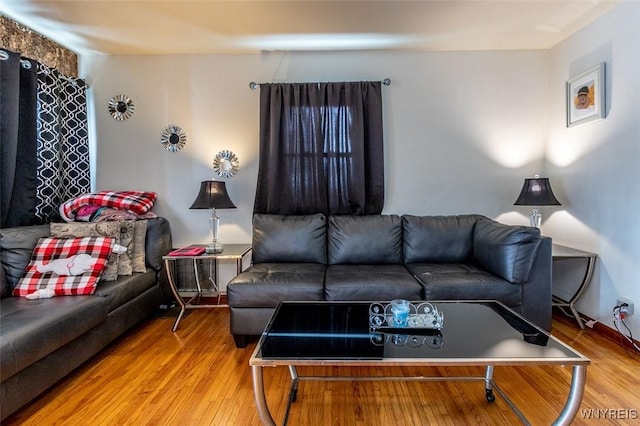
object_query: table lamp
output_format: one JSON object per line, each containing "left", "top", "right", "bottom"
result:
{"left": 190, "top": 180, "right": 236, "bottom": 253}
{"left": 514, "top": 175, "right": 561, "bottom": 228}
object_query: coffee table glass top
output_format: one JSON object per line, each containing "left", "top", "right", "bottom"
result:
{"left": 256, "top": 301, "right": 589, "bottom": 364}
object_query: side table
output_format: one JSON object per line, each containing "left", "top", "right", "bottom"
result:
{"left": 163, "top": 243, "right": 251, "bottom": 331}
{"left": 552, "top": 244, "right": 597, "bottom": 329}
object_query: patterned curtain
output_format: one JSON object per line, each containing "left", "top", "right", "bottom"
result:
{"left": 0, "top": 48, "right": 90, "bottom": 228}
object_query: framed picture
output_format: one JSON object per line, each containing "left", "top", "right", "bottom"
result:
{"left": 566, "top": 63, "right": 605, "bottom": 127}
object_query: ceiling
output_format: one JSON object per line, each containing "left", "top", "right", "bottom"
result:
{"left": 0, "top": 0, "right": 620, "bottom": 55}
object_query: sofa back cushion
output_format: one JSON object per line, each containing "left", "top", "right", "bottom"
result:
{"left": 328, "top": 215, "right": 403, "bottom": 264}
{"left": 0, "top": 224, "right": 51, "bottom": 297}
{"left": 473, "top": 217, "right": 541, "bottom": 284}
{"left": 144, "top": 217, "right": 173, "bottom": 271}
{"left": 252, "top": 214, "right": 327, "bottom": 264}
{"left": 402, "top": 215, "right": 479, "bottom": 263}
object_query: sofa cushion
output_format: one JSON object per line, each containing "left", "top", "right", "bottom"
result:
{"left": 227, "top": 263, "right": 326, "bottom": 307}
{"left": 252, "top": 214, "right": 327, "bottom": 264}
{"left": 324, "top": 264, "right": 422, "bottom": 300}
{"left": 93, "top": 270, "right": 157, "bottom": 312}
{"left": 328, "top": 215, "right": 403, "bottom": 264}
{"left": 132, "top": 220, "right": 148, "bottom": 273}
{"left": 473, "top": 218, "right": 541, "bottom": 284}
{"left": 402, "top": 215, "right": 478, "bottom": 263}
{"left": 13, "top": 237, "right": 114, "bottom": 297}
{"left": 117, "top": 220, "right": 135, "bottom": 276}
{"left": 50, "top": 222, "right": 121, "bottom": 281}
{"left": 407, "top": 263, "right": 521, "bottom": 305}
{"left": 0, "top": 295, "right": 110, "bottom": 382}
{"left": 0, "top": 224, "right": 51, "bottom": 296}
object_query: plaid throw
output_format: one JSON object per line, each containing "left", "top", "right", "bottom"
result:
{"left": 60, "top": 191, "right": 157, "bottom": 222}
{"left": 13, "top": 236, "right": 114, "bottom": 297}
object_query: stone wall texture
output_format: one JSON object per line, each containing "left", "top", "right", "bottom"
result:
{"left": 1, "top": 15, "right": 78, "bottom": 77}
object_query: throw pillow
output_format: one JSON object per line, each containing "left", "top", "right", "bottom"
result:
{"left": 13, "top": 236, "right": 114, "bottom": 297}
{"left": 50, "top": 222, "right": 121, "bottom": 281}
{"left": 118, "top": 221, "right": 135, "bottom": 276}
{"left": 60, "top": 191, "right": 157, "bottom": 222}
{"left": 132, "top": 220, "right": 148, "bottom": 273}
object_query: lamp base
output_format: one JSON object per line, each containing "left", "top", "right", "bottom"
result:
{"left": 529, "top": 211, "right": 542, "bottom": 228}
{"left": 205, "top": 241, "right": 224, "bottom": 254}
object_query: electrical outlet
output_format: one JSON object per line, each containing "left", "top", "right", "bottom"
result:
{"left": 617, "top": 297, "right": 634, "bottom": 316}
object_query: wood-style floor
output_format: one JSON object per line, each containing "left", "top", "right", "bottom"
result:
{"left": 4, "top": 308, "right": 639, "bottom": 426}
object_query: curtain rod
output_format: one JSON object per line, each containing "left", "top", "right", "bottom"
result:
{"left": 249, "top": 78, "right": 391, "bottom": 90}
{"left": 0, "top": 51, "right": 88, "bottom": 88}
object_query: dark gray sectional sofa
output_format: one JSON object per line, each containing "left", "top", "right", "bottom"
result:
{"left": 227, "top": 213, "right": 552, "bottom": 347}
{"left": 0, "top": 217, "right": 172, "bottom": 420}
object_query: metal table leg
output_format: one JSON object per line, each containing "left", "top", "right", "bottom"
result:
{"left": 484, "top": 365, "right": 496, "bottom": 402}
{"left": 552, "top": 248, "right": 597, "bottom": 329}
{"left": 282, "top": 366, "right": 299, "bottom": 425}
{"left": 553, "top": 365, "right": 587, "bottom": 426}
{"left": 164, "top": 259, "right": 186, "bottom": 332}
{"left": 252, "top": 365, "right": 277, "bottom": 426}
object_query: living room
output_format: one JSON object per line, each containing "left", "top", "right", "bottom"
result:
{"left": 1, "top": 0, "right": 639, "bottom": 424}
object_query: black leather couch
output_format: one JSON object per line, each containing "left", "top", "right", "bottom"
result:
{"left": 0, "top": 218, "right": 172, "bottom": 420}
{"left": 227, "top": 214, "right": 552, "bottom": 347}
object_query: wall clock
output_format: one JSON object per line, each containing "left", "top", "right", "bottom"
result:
{"left": 160, "top": 125, "right": 187, "bottom": 152}
{"left": 213, "top": 150, "right": 239, "bottom": 178}
{"left": 108, "top": 94, "right": 135, "bottom": 121}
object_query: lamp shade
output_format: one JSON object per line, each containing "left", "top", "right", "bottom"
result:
{"left": 189, "top": 180, "right": 236, "bottom": 210}
{"left": 513, "top": 177, "right": 561, "bottom": 206}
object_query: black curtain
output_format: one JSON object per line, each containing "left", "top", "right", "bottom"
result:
{"left": 0, "top": 48, "right": 89, "bottom": 228}
{"left": 0, "top": 50, "right": 38, "bottom": 227}
{"left": 254, "top": 81, "right": 384, "bottom": 215}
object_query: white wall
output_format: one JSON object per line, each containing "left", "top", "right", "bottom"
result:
{"left": 81, "top": 49, "right": 550, "bottom": 292}
{"left": 546, "top": 1, "right": 640, "bottom": 335}
{"left": 79, "top": 1, "right": 639, "bottom": 337}
{"left": 81, "top": 50, "right": 549, "bottom": 245}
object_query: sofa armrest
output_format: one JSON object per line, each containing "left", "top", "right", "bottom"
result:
{"left": 472, "top": 218, "right": 541, "bottom": 284}
{"left": 144, "top": 217, "right": 173, "bottom": 272}
{"left": 519, "top": 236, "right": 552, "bottom": 331}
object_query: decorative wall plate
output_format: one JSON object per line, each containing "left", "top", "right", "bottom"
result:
{"left": 213, "top": 150, "right": 240, "bottom": 178}
{"left": 161, "top": 125, "right": 187, "bottom": 152}
{"left": 108, "top": 95, "right": 135, "bottom": 121}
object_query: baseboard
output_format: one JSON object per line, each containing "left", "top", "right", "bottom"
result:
{"left": 553, "top": 307, "right": 640, "bottom": 351}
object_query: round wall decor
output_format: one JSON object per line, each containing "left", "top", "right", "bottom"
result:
{"left": 108, "top": 94, "right": 135, "bottom": 121}
{"left": 213, "top": 150, "right": 240, "bottom": 178}
{"left": 161, "top": 125, "right": 187, "bottom": 152}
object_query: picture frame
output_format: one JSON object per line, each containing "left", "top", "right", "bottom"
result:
{"left": 566, "top": 62, "right": 605, "bottom": 127}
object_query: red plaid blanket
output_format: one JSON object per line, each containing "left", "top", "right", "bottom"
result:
{"left": 60, "top": 191, "right": 157, "bottom": 222}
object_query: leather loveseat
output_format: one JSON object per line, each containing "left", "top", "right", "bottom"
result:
{"left": 0, "top": 217, "right": 172, "bottom": 420}
{"left": 227, "top": 214, "right": 551, "bottom": 347}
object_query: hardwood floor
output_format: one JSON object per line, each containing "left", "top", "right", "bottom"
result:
{"left": 4, "top": 308, "right": 639, "bottom": 425}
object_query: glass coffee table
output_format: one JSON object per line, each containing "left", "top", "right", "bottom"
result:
{"left": 249, "top": 301, "right": 590, "bottom": 426}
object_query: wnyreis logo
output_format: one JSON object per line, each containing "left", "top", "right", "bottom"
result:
{"left": 580, "top": 408, "right": 638, "bottom": 420}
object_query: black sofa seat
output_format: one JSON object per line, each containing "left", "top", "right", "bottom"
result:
{"left": 0, "top": 296, "right": 109, "bottom": 383}
{"left": 93, "top": 270, "right": 157, "bottom": 312}
{"left": 226, "top": 263, "right": 326, "bottom": 308}
{"left": 406, "top": 263, "right": 521, "bottom": 305}
{"left": 325, "top": 264, "right": 423, "bottom": 301}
